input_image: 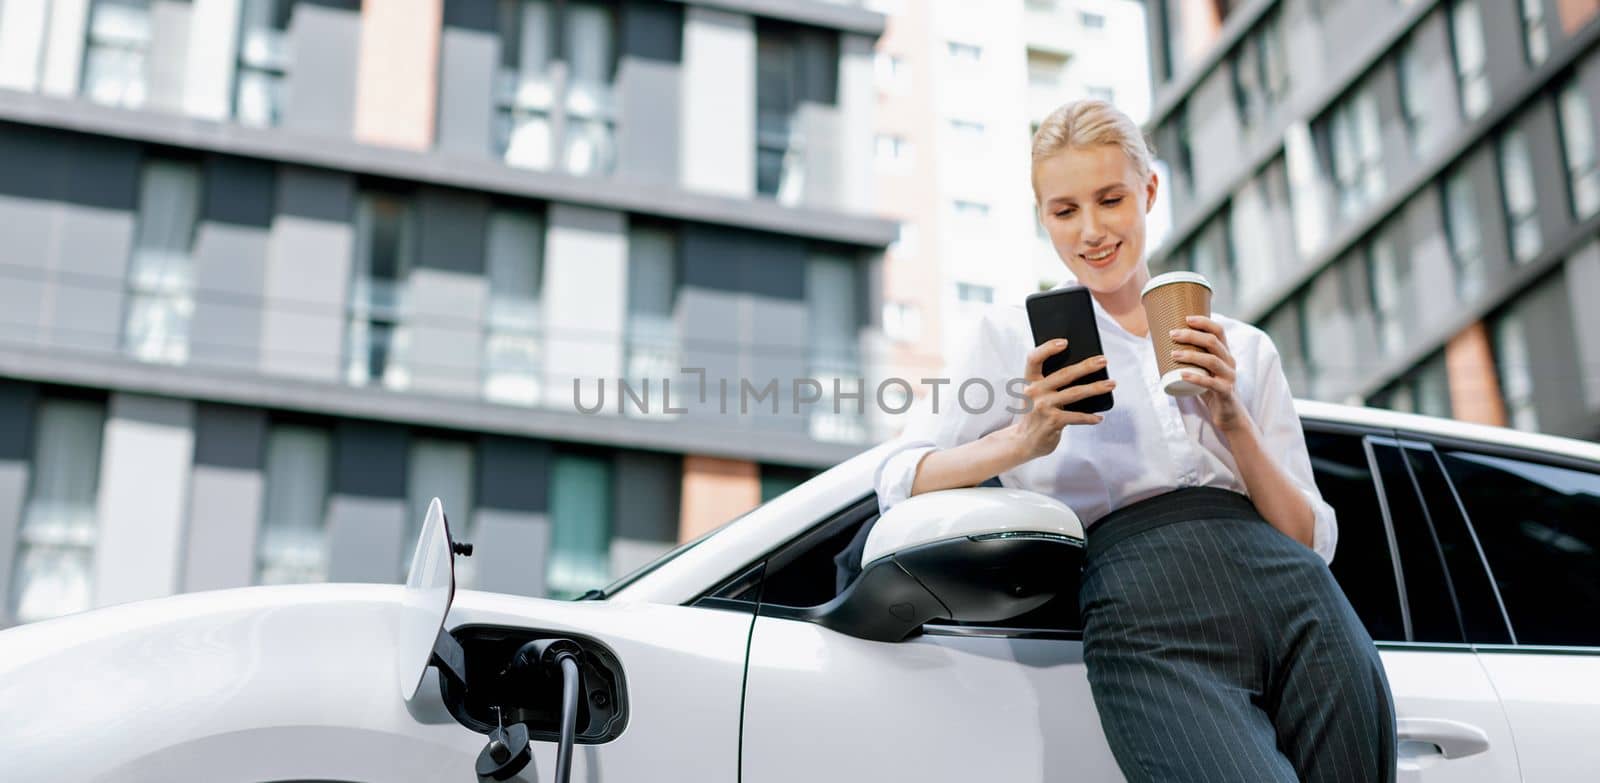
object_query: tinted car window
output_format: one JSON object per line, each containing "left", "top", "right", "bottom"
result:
{"left": 1307, "top": 430, "right": 1407, "bottom": 642}
{"left": 1370, "top": 442, "right": 1463, "bottom": 643}
{"left": 1402, "top": 446, "right": 1512, "bottom": 643}
{"left": 1439, "top": 449, "right": 1600, "bottom": 647}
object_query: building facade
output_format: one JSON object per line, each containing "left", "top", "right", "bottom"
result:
{"left": 869, "top": 0, "right": 1150, "bottom": 395}
{"left": 0, "top": 0, "right": 894, "bottom": 626}
{"left": 1143, "top": 0, "right": 1600, "bottom": 443}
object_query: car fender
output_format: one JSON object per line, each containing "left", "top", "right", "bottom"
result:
{"left": 0, "top": 584, "right": 479, "bottom": 782}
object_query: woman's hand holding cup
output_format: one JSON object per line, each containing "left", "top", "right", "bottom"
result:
{"left": 1008, "top": 339, "right": 1114, "bottom": 462}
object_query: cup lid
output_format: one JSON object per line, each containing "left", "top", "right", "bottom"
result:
{"left": 1141, "top": 271, "right": 1212, "bottom": 297}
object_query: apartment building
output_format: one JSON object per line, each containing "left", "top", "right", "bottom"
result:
{"left": 1143, "top": 0, "right": 1600, "bottom": 442}
{"left": 0, "top": 0, "right": 893, "bottom": 625}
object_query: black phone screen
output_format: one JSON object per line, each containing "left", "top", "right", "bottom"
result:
{"left": 1024, "top": 286, "right": 1113, "bottom": 414}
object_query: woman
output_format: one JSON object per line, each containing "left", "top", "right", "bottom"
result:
{"left": 874, "top": 100, "right": 1397, "bottom": 782}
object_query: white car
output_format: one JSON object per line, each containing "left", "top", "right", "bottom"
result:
{"left": 2, "top": 400, "right": 1597, "bottom": 782}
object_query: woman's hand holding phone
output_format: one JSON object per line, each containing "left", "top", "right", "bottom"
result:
{"left": 1007, "top": 338, "right": 1114, "bottom": 462}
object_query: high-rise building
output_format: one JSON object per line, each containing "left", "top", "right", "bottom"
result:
{"left": 870, "top": 0, "right": 1151, "bottom": 394}
{"left": 0, "top": 0, "right": 893, "bottom": 625}
{"left": 1143, "top": 0, "right": 1600, "bottom": 442}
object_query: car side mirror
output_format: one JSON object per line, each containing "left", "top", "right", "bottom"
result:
{"left": 806, "top": 488, "right": 1085, "bottom": 643}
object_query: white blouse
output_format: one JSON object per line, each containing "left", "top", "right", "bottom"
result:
{"left": 874, "top": 290, "right": 1338, "bottom": 564}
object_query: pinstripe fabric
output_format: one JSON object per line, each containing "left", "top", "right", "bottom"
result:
{"left": 1078, "top": 488, "right": 1396, "bottom": 783}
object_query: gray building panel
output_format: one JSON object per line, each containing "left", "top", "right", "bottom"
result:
{"left": 435, "top": 20, "right": 498, "bottom": 159}
{"left": 192, "top": 403, "right": 266, "bottom": 470}
{"left": 1565, "top": 244, "right": 1600, "bottom": 412}
{"left": 616, "top": 59, "right": 684, "bottom": 186}
{"left": 259, "top": 166, "right": 354, "bottom": 381}
{"left": 282, "top": 2, "right": 360, "bottom": 138}
{"left": 1517, "top": 272, "right": 1586, "bottom": 438}
{"left": 680, "top": 224, "right": 808, "bottom": 300}
{"left": 326, "top": 495, "right": 407, "bottom": 584}
{"left": 0, "top": 380, "right": 37, "bottom": 625}
{"left": 189, "top": 221, "right": 269, "bottom": 371}
{"left": 49, "top": 203, "right": 136, "bottom": 353}
{"left": 477, "top": 435, "right": 551, "bottom": 513}
{"left": 749, "top": 296, "right": 808, "bottom": 434}
{"left": 417, "top": 187, "right": 489, "bottom": 275}
{"left": 611, "top": 449, "right": 681, "bottom": 543}
{"left": 1477, "top": 0, "right": 1529, "bottom": 107}
{"left": 182, "top": 464, "right": 264, "bottom": 592}
{"left": 146, "top": 0, "right": 193, "bottom": 115}
{"left": 1522, "top": 99, "right": 1573, "bottom": 253}
{"left": 675, "top": 287, "right": 744, "bottom": 422}
{"left": 333, "top": 420, "right": 408, "bottom": 499}
{"left": 470, "top": 509, "right": 550, "bottom": 597}
{"left": 1461, "top": 145, "right": 1513, "bottom": 300}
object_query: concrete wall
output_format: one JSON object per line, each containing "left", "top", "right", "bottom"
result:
{"left": 0, "top": 380, "right": 38, "bottom": 625}
{"left": 259, "top": 166, "right": 354, "bottom": 381}
{"left": 282, "top": 0, "right": 361, "bottom": 138}
{"left": 435, "top": 1, "right": 498, "bottom": 159}
{"left": 146, "top": 0, "right": 194, "bottom": 114}
{"left": 616, "top": 0, "right": 684, "bottom": 186}
{"left": 472, "top": 435, "right": 552, "bottom": 597}
{"left": 680, "top": 6, "right": 754, "bottom": 197}
{"left": 38, "top": 0, "right": 87, "bottom": 97}
{"left": 91, "top": 393, "right": 195, "bottom": 608}
{"left": 543, "top": 205, "right": 628, "bottom": 412}
{"left": 325, "top": 419, "right": 408, "bottom": 584}
{"left": 190, "top": 156, "right": 274, "bottom": 372}
{"left": 609, "top": 450, "right": 680, "bottom": 578}
{"left": 182, "top": 404, "right": 266, "bottom": 592}
{"left": 0, "top": 0, "right": 50, "bottom": 92}
{"left": 409, "top": 187, "right": 490, "bottom": 397}
{"left": 183, "top": 0, "right": 242, "bottom": 120}
{"left": 1567, "top": 242, "right": 1600, "bottom": 413}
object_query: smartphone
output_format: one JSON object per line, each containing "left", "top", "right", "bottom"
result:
{"left": 1024, "top": 286, "right": 1114, "bottom": 414}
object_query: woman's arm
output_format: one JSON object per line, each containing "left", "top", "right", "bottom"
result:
{"left": 1170, "top": 315, "right": 1332, "bottom": 556}
{"left": 1218, "top": 421, "right": 1315, "bottom": 548}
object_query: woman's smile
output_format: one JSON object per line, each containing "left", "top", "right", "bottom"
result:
{"left": 1081, "top": 242, "right": 1121, "bottom": 268}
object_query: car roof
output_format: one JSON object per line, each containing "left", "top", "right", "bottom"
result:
{"left": 614, "top": 400, "right": 1600, "bottom": 605}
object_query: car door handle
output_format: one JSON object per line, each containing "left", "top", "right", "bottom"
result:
{"left": 1397, "top": 718, "right": 1490, "bottom": 760}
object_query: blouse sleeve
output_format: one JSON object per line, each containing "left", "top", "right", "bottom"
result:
{"left": 1247, "top": 330, "right": 1339, "bottom": 565}
{"left": 875, "top": 307, "right": 1024, "bottom": 514}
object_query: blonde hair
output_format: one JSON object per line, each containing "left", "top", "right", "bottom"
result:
{"left": 1031, "top": 99, "right": 1155, "bottom": 197}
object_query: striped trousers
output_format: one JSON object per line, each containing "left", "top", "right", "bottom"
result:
{"left": 1078, "top": 488, "right": 1397, "bottom": 782}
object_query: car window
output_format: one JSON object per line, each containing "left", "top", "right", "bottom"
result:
{"left": 1438, "top": 449, "right": 1600, "bottom": 647}
{"left": 1369, "top": 441, "right": 1464, "bottom": 643}
{"left": 1401, "top": 445, "right": 1512, "bottom": 643}
{"left": 1307, "top": 430, "right": 1407, "bottom": 643}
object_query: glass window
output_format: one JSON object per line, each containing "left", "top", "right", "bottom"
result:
{"left": 1396, "top": 36, "right": 1431, "bottom": 159}
{"left": 1373, "top": 352, "right": 1453, "bottom": 419}
{"left": 875, "top": 134, "right": 911, "bottom": 167}
{"left": 756, "top": 23, "right": 837, "bottom": 202}
{"left": 10, "top": 398, "right": 105, "bottom": 624}
{"left": 1443, "top": 168, "right": 1484, "bottom": 302}
{"left": 1231, "top": 11, "right": 1290, "bottom": 129}
{"left": 256, "top": 423, "right": 331, "bottom": 585}
{"left": 1403, "top": 445, "right": 1513, "bottom": 643}
{"left": 946, "top": 41, "right": 982, "bottom": 63}
{"left": 623, "top": 224, "right": 680, "bottom": 418}
{"left": 1079, "top": 11, "right": 1105, "bottom": 30}
{"left": 1027, "top": 49, "right": 1065, "bottom": 88}
{"left": 1440, "top": 449, "right": 1600, "bottom": 646}
{"left": 81, "top": 0, "right": 150, "bottom": 109}
{"left": 1366, "top": 237, "right": 1404, "bottom": 358}
{"left": 809, "top": 254, "right": 864, "bottom": 443}
{"left": 547, "top": 452, "right": 612, "bottom": 599}
{"left": 234, "top": 0, "right": 292, "bottom": 127}
{"left": 1492, "top": 312, "right": 1539, "bottom": 432}
{"left": 495, "top": 0, "right": 617, "bottom": 175}
{"left": 345, "top": 191, "right": 415, "bottom": 390}
{"left": 405, "top": 437, "right": 475, "bottom": 584}
{"left": 1309, "top": 430, "right": 1407, "bottom": 642}
{"left": 1498, "top": 127, "right": 1541, "bottom": 264}
{"left": 1520, "top": 0, "right": 1550, "bottom": 66}
{"left": 1558, "top": 81, "right": 1600, "bottom": 219}
{"left": 1370, "top": 441, "right": 1463, "bottom": 642}
{"left": 1327, "top": 84, "right": 1384, "bottom": 221}
{"left": 124, "top": 158, "right": 201, "bottom": 365}
{"left": 956, "top": 282, "right": 994, "bottom": 304}
{"left": 1450, "top": 0, "right": 1491, "bottom": 120}
{"left": 483, "top": 208, "right": 545, "bottom": 406}
{"left": 760, "top": 464, "right": 817, "bottom": 503}
{"left": 1086, "top": 85, "right": 1115, "bottom": 104}
{"left": 951, "top": 199, "right": 990, "bottom": 219}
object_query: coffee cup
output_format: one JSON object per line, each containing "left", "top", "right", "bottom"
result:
{"left": 1141, "top": 271, "right": 1214, "bottom": 397}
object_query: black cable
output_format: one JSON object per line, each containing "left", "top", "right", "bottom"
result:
{"left": 553, "top": 653, "right": 581, "bottom": 783}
